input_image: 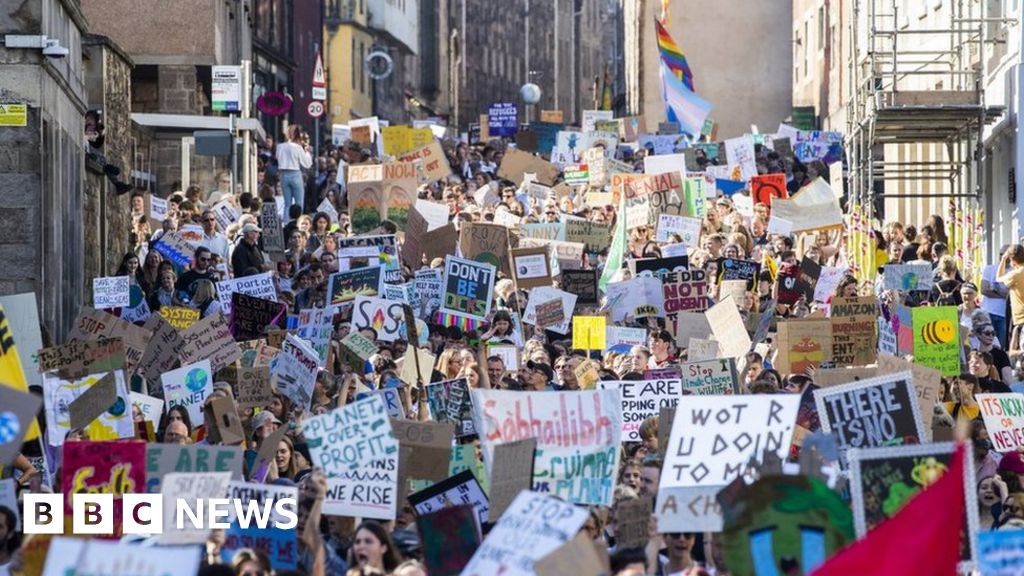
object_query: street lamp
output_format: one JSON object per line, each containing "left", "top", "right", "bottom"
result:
{"left": 520, "top": 82, "right": 541, "bottom": 123}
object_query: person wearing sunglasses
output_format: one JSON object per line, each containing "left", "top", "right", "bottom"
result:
{"left": 175, "top": 246, "right": 219, "bottom": 298}
{"left": 200, "top": 209, "right": 231, "bottom": 264}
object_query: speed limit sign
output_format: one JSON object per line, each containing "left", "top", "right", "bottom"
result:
{"left": 307, "top": 101, "right": 325, "bottom": 118}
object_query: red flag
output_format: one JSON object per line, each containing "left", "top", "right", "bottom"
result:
{"left": 812, "top": 443, "right": 966, "bottom": 576}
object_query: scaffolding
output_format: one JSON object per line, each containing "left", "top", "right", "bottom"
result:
{"left": 846, "top": 0, "right": 1004, "bottom": 280}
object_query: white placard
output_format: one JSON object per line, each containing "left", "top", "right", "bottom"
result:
{"left": 92, "top": 276, "right": 130, "bottom": 309}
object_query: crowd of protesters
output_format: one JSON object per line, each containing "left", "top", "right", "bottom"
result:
{"left": 3, "top": 115, "right": 1023, "bottom": 576}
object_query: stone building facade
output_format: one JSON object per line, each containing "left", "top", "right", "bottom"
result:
{"left": 82, "top": 34, "right": 134, "bottom": 282}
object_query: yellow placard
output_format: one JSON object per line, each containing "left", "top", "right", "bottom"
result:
{"left": 572, "top": 316, "right": 606, "bottom": 350}
{"left": 540, "top": 110, "right": 564, "bottom": 123}
{"left": 0, "top": 104, "right": 27, "bottom": 127}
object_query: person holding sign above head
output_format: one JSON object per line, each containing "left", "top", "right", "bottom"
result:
{"left": 944, "top": 374, "right": 982, "bottom": 425}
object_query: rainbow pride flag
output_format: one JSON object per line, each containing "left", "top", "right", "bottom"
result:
{"left": 655, "top": 18, "right": 694, "bottom": 91}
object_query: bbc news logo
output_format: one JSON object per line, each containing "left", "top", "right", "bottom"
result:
{"left": 22, "top": 494, "right": 298, "bottom": 534}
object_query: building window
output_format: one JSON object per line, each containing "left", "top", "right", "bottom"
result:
{"left": 360, "top": 41, "right": 365, "bottom": 94}
{"left": 818, "top": 7, "right": 824, "bottom": 51}
{"left": 803, "top": 21, "right": 809, "bottom": 78}
{"left": 351, "top": 37, "right": 356, "bottom": 88}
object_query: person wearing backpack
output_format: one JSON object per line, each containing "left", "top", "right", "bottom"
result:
{"left": 930, "top": 255, "right": 963, "bottom": 307}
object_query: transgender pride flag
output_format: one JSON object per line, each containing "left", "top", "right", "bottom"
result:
{"left": 659, "top": 57, "right": 713, "bottom": 138}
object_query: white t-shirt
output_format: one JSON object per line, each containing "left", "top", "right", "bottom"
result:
{"left": 276, "top": 141, "right": 313, "bottom": 171}
{"left": 982, "top": 264, "right": 1007, "bottom": 318}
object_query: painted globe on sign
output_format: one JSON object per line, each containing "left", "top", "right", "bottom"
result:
{"left": 520, "top": 83, "right": 542, "bottom": 105}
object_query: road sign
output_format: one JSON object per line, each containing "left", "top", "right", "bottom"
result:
{"left": 307, "top": 101, "right": 325, "bottom": 118}
{"left": 312, "top": 50, "right": 326, "bottom": 101}
{"left": 211, "top": 66, "right": 242, "bottom": 112}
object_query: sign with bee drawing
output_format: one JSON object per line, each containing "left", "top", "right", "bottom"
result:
{"left": 911, "top": 306, "right": 960, "bottom": 376}
{"left": 848, "top": 442, "right": 978, "bottom": 564}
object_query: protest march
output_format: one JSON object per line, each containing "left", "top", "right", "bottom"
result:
{"left": 6, "top": 10, "right": 1024, "bottom": 576}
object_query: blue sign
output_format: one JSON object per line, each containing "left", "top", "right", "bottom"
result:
{"left": 978, "top": 530, "right": 1024, "bottom": 576}
{"left": 488, "top": 102, "right": 518, "bottom": 137}
{"left": 221, "top": 525, "right": 298, "bottom": 570}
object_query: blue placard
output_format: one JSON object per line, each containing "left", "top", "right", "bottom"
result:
{"left": 978, "top": 530, "right": 1024, "bottom": 576}
{"left": 488, "top": 102, "right": 518, "bottom": 137}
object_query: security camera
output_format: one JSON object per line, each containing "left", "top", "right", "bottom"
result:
{"left": 42, "top": 39, "right": 68, "bottom": 58}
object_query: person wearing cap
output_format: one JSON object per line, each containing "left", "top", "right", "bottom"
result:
{"left": 250, "top": 410, "right": 282, "bottom": 443}
{"left": 525, "top": 360, "right": 556, "bottom": 391}
{"left": 232, "top": 222, "right": 266, "bottom": 277}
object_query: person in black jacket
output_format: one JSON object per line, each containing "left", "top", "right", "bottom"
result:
{"left": 232, "top": 223, "right": 266, "bottom": 278}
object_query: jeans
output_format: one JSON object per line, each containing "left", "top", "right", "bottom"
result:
{"left": 280, "top": 169, "right": 304, "bottom": 218}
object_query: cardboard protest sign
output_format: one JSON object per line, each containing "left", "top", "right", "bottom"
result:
{"left": 614, "top": 496, "right": 653, "bottom": 550}
{"left": 848, "top": 442, "right": 977, "bottom": 563}
{"left": 812, "top": 367, "right": 880, "bottom": 388}
{"left": 607, "top": 276, "right": 665, "bottom": 321}
{"left": 159, "top": 471, "right": 232, "bottom": 544}
{"left": 348, "top": 164, "right": 385, "bottom": 234}
{"left": 92, "top": 276, "right": 130, "bottom": 309}
{"left": 68, "top": 307, "right": 152, "bottom": 373}
{"left": 769, "top": 178, "right": 844, "bottom": 233}
{"left": 750, "top": 173, "right": 788, "bottom": 207}
{"left": 597, "top": 380, "right": 684, "bottom": 442}
{"left": 572, "top": 316, "right": 607, "bottom": 351}
{"left": 830, "top": 296, "right": 877, "bottom": 367}
{"left": 565, "top": 220, "right": 611, "bottom": 253}
{"left": 303, "top": 395, "right": 397, "bottom": 477}
{"left": 179, "top": 312, "right": 243, "bottom": 372}
{"left": 687, "top": 338, "right": 719, "bottom": 361}
{"left": 632, "top": 255, "right": 690, "bottom": 279}
{"left": 460, "top": 222, "right": 512, "bottom": 277}
{"left": 259, "top": 202, "right": 286, "bottom": 253}
{"left": 498, "top": 148, "right": 560, "bottom": 186}
{"left": 775, "top": 318, "right": 833, "bottom": 375}
{"left": 137, "top": 311, "right": 185, "bottom": 387}
{"left": 442, "top": 255, "right": 496, "bottom": 322}
{"left": 417, "top": 505, "right": 482, "bottom": 576}
{"left": 0, "top": 386, "right": 41, "bottom": 464}
{"left": 36, "top": 336, "right": 125, "bottom": 380}
{"left": 882, "top": 263, "right": 934, "bottom": 292}
{"left": 426, "top": 378, "right": 476, "bottom": 437}
{"left": 814, "top": 371, "right": 924, "bottom": 462}
{"left": 381, "top": 161, "right": 418, "bottom": 230}
{"left": 68, "top": 372, "right": 117, "bottom": 430}
{"left": 661, "top": 395, "right": 800, "bottom": 489}
{"left": 162, "top": 360, "right": 213, "bottom": 426}
{"left": 706, "top": 297, "right": 751, "bottom": 360}
{"left": 535, "top": 532, "right": 609, "bottom": 576}
{"left": 391, "top": 419, "right": 455, "bottom": 481}
{"left": 351, "top": 295, "right": 405, "bottom": 342}
{"left": 521, "top": 287, "right": 576, "bottom": 335}
{"left": 662, "top": 269, "right": 709, "bottom": 336}
{"left": 43, "top": 370, "right": 133, "bottom": 446}
{"left": 130, "top": 391, "right": 163, "bottom": 426}
{"left": 215, "top": 272, "right": 276, "bottom": 317}
{"left": 977, "top": 393, "right": 1024, "bottom": 452}
{"left": 409, "top": 469, "right": 490, "bottom": 527}
{"left": 45, "top": 538, "right": 201, "bottom": 576}
{"left": 229, "top": 292, "right": 288, "bottom": 341}
{"left": 560, "top": 268, "right": 598, "bottom": 304}
{"left": 471, "top": 389, "right": 621, "bottom": 506}
{"left": 327, "top": 266, "right": 384, "bottom": 305}
{"left": 876, "top": 359, "right": 936, "bottom": 435}
{"left": 159, "top": 306, "right": 200, "bottom": 330}
{"left": 398, "top": 140, "right": 452, "bottom": 183}
{"left": 270, "top": 334, "right": 320, "bottom": 410}
{"left": 718, "top": 258, "right": 760, "bottom": 290}
{"left": 62, "top": 440, "right": 146, "bottom": 532}
{"left": 911, "top": 306, "right": 960, "bottom": 376}
{"left": 203, "top": 397, "right": 246, "bottom": 445}
{"left": 511, "top": 247, "right": 552, "bottom": 289}
{"left": 681, "top": 358, "right": 739, "bottom": 395}
{"left": 461, "top": 491, "right": 588, "bottom": 576}
{"left": 144, "top": 443, "right": 243, "bottom": 493}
